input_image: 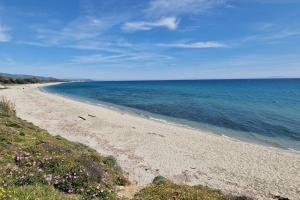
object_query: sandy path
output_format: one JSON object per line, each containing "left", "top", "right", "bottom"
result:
{"left": 1, "top": 83, "right": 300, "bottom": 200}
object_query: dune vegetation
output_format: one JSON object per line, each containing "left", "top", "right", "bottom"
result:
{"left": 0, "top": 97, "right": 129, "bottom": 200}
{"left": 133, "top": 181, "right": 251, "bottom": 200}
{"left": 0, "top": 96, "right": 252, "bottom": 200}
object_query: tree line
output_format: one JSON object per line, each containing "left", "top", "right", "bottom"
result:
{"left": 0, "top": 75, "right": 60, "bottom": 84}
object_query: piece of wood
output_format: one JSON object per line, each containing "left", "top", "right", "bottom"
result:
{"left": 78, "top": 116, "right": 86, "bottom": 120}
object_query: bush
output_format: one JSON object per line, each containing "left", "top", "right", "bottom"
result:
{"left": 152, "top": 176, "right": 168, "bottom": 185}
{"left": 133, "top": 182, "right": 253, "bottom": 200}
{"left": 0, "top": 97, "right": 15, "bottom": 116}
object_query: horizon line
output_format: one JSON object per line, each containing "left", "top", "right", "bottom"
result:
{"left": 72, "top": 77, "right": 300, "bottom": 82}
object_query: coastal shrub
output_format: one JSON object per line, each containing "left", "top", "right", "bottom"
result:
{"left": 133, "top": 181, "right": 253, "bottom": 200}
{"left": 79, "top": 156, "right": 104, "bottom": 183}
{"left": 152, "top": 176, "right": 168, "bottom": 185}
{"left": 0, "top": 97, "right": 15, "bottom": 116}
{"left": 103, "top": 155, "right": 118, "bottom": 168}
{"left": 133, "top": 182, "right": 229, "bottom": 200}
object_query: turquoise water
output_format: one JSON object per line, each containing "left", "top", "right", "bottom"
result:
{"left": 44, "top": 79, "right": 300, "bottom": 151}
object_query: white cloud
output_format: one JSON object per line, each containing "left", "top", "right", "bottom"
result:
{"left": 145, "top": 0, "right": 228, "bottom": 17}
{"left": 71, "top": 54, "right": 126, "bottom": 64}
{"left": 158, "top": 41, "right": 226, "bottom": 48}
{"left": 71, "top": 52, "right": 172, "bottom": 64}
{"left": 34, "top": 16, "right": 110, "bottom": 45}
{"left": 123, "top": 17, "right": 179, "bottom": 32}
{"left": 0, "top": 24, "right": 11, "bottom": 42}
{"left": 145, "top": 0, "right": 294, "bottom": 18}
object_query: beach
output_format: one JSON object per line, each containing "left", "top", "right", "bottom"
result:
{"left": 1, "top": 83, "right": 300, "bottom": 200}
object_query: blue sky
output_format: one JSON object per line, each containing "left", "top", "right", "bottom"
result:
{"left": 0, "top": 0, "right": 300, "bottom": 80}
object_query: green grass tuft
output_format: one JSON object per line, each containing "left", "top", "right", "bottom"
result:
{"left": 1, "top": 185, "right": 80, "bottom": 200}
{"left": 0, "top": 96, "right": 16, "bottom": 116}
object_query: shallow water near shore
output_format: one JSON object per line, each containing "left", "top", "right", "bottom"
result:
{"left": 44, "top": 79, "right": 300, "bottom": 151}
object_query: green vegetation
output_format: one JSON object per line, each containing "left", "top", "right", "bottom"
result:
{"left": 132, "top": 178, "right": 252, "bottom": 200}
{"left": 0, "top": 97, "right": 15, "bottom": 116}
{"left": 0, "top": 75, "right": 61, "bottom": 85}
{"left": 0, "top": 97, "right": 252, "bottom": 200}
{"left": 1, "top": 185, "right": 81, "bottom": 200}
{"left": 0, "top": 97, "right": 129, "bottom": 200}
{"left": 151, "top": 176, "right": 168, "bottom": 185}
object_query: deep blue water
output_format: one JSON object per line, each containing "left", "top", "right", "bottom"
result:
{"left": 44, "top": 79, "right": 300, "bottom": 151}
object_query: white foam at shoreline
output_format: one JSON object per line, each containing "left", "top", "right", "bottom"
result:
{"left": 288, "top": 148, "right": 300, "bottom": 154}
{"left": 149, "top": 116, "right": 169, "bottom": 123}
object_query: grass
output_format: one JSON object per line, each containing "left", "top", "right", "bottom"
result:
{"left": 0, "top": 97, "right": 252, "bottom": 200}
{"left": 133, "top": 179, "right": 252, "bottom": 200}
{"left": 0, "top": 98, "right": 129, "bottom": 200}
{"left": 0, "top": 96, "right": 16, "bottom": 116}
{"left": 1, "top": 185, "right": 81, "bottom": 200}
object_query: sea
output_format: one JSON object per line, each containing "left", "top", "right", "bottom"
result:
{"left": 44, "top": 79, "right": 300, "bottom": 151}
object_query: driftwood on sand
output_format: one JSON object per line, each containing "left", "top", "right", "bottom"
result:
{"left": 78, "top": 116, "right": 86, "bottom": 120}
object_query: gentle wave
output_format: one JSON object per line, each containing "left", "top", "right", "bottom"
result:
{"left": 149, "top": 116, "right": 170, "bottom": 124}
{"left": 288, "top": 148, "right": 300, "bottom": 154}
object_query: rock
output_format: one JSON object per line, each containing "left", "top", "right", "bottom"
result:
{"left": 273, "top": 196, "right": 290, "bottom": 200}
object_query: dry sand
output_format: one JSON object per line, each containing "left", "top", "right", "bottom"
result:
{"left": 1, "top": 83, "right": 300, "bottom": 200}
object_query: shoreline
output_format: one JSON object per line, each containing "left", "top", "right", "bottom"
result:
{"left": 1, "top": 83, "right": 300, "bottom": 199}
{"left": 42, "top": 83, "right": 300, "bottom": 154}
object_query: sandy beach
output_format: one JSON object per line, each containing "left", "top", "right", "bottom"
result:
{"left": 1, "top": 83, "right": 300, "bottom": 200}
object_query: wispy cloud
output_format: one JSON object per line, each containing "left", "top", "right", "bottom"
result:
{"left": 144, "top": 0, "right": 295, "bottom": 18}
{"left": 71, "top": 54, "right": 126, "bottom": 64}
{"left": 33, "top": 16, "right": 112, "bottom": 46}
{"left": 24, "top": 2, "right": 135, "bottom": 50}
{"left": 71, "top": 52, "right": 172, "bottom": 64}
{"left": 269, "top": 30, "right": 300, "bottom": 40}
{"left": 0, "top": 24, "right": 11, "bottom": 42}
{"left": 235, "top": 22, "right": 300, "bottom": 46}
{"left": 66, "top": 39, "right": 134, "bottom": 52}
{"left": 158, "top": 41, "right": 227, "bottom": 48}
{"left": 145, "top": 0, "right": 228, "bottom": 17}
{"left": 29, "top": 0, "right": 142, "bottom": 45}
{"left": 123, "top": 17, "right": 179, "bottom": 32}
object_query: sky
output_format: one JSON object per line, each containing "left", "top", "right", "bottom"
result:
{"left": 0, "top": 0, "right": 300, "bottom": 80}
